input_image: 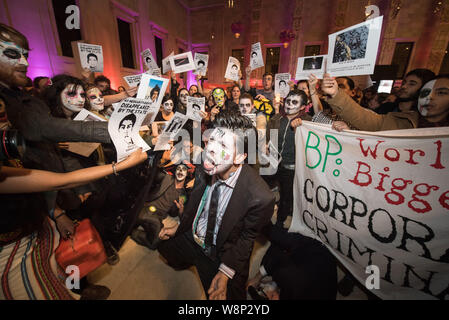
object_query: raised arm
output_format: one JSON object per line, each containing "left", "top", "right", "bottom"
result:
{"left": 104, "top": 87, "right": 137, "bottom": 106}
{"left": 244, "top": 65, "right": 252, "bottom": 92}
{"left": 0, "top": 149, "right": 147, "bottom": 194}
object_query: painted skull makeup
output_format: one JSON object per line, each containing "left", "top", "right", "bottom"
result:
{"left": 213, "top": 89, "right": 225, "bottom": 108}
{"left": 61, "top": 85, "right": 86, "bottom": 114}
{"left": 239, "top": 98, "right": 253, "bottom": 114}
{"left": 418, "top": 80, "right": 436, "bottom": 117}
{"left": 87, "top": 87, "right": 104, "bottom": 111}
{"left": 175, "top": 164, "right": 188, "bottom": 182}
{"left": 0, "top": 40, "right": 29, "bottom": 67}
{"left": 163, "top": 99, "right": 174, "bottom": 113}
{"left": 284, "top": 94, "right": 303, "bottom": 115}
{"left": 203, "top": 127, "right": 235, "bottom": 176}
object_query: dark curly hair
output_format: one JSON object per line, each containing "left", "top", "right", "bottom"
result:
{"left": 45, "top": 75, "right": 88, "bottom": 118}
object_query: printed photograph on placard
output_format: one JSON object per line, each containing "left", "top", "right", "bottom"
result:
{"left": 77, "top": 43, "right": 104, "bottom": 73}
{"left": 169, "top": 52, "right": 196, "bottom": 74}
{"left": 162, "top": 52, "right": 174, "bottom": 74}
{"left": 275, "top": 73, "right": 291, "bottom": 98}
{"left": 327, "top": 16, "right": 383, "bottom": 77}
{"left": 193, "top": 53, "right": 209, "bottom": 76}
{"left": 250, "top": 42, "right": 264, "bottom": 70}
{"left": 295, "top": 55, "right": 326, "bottom": 80}
{"left": 224, "top": 57, "right": 241, "bottom": 82}
{"left": 151, "top": 121, "right": 168, "bottom": 137}
{"left": 141, "top": 48, "right": 159, "bottom": 73}
{"left": 136, "top": 74, "right": 169, "bottom": 108}
{"left": 186, "top": 96, "right": 205, "bottom": 121}
{"left": 123, "top": 74, "right": 143, "bottom": 88}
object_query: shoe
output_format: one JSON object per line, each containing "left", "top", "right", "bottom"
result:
{"left": 80, "top": 284, "right": 111, "bottom": 300}
{"left": 104, "top": 241, "right": 120, "bottom": 265}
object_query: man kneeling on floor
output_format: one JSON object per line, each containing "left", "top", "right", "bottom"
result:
{"left": 157, "top": 110, "right": 275, "bottom": 300}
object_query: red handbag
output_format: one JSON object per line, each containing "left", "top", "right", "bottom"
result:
{"left": 55, "top": 219, "right": 107, "bottom": 279}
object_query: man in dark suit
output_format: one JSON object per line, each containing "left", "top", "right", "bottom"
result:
{"left": 158, "top": 111, "right": 275, "bottom": 300}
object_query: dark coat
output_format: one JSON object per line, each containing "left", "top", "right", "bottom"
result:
{"left": 177, "top": 164, "right": 275, "bottom": 279}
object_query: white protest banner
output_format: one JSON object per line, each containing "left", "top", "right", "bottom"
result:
{"left": 162, "top": 52, "right": 174, "bottom": 74}
{"left": 250, "top": 42, "right": 264, "bottom": 71}
{"left": 136, "top": 74, "right": 169, "bottom": 105}
{"left": 77, "top": 43, "right": 104, "bottom": 73}
{"left": 169, "top": 52, "right": 196, "bottom": 74}
{"left": 108, "top": 98, "right": 156, "bottom": 162}
{"left": 327, "top": 16, "right": 383, "bottom": 77}
{"left": 295, "top": 55, "right": 326, "bottom": 80}
{"left": 186, "top": 96, "right": 205, "bottom": 121}
{"left": 193, "top": 53, "right": 209, "bottom": 76}
{"left": 275, "top": 73, "right": 291, "bottom": 98}
{"left": 123, "top": 74, "right": 143, "bottom": 88}
{"left": 291, "top": 122, "right": 449, "bottom": 299}
{"left": 225, "top": 56, "right": 240, "bottom": 82}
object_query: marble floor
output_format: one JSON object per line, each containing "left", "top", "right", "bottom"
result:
{"left": 88, "top": 215, "right": 370, "bottom": 300}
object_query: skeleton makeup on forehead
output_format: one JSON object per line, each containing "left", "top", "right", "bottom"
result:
{"left": 0, "top": 39, "right": 29, "bottom": 67}
{"left": 87, "top": 87, "right": 104, "bottom": 111}
{"left": 418, "top": 79, "right": 436, "bottom": 117}
{"left": 61, "top": 84, "right": 86, "bottom": 115}
{"left": 212, "top": 88, "right": 226, "bottom": 108}
{"left": 239, "top": 98, "right": 253, "bottom": 115}
{"left": 284, "top": 94, "right": 304, "bottom": 115}
{"left": 175, "top": 164, "right": 188, "bottom": 182}
{"left": 179, "top": 89, "right": 189, "bottom": 106}
{"left": 203, "top": 127, "right": 235, "bottom": 176}
{"left": 162, "top": 99, "right": 174, "bottom": 113}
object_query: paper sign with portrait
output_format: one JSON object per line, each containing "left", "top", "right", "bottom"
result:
{"left": 250, "top": 42, "right": 264, "bottom": 71}
{"left": 136, "top": 74, "right": 169, "bottom": 108}
{"left": 193, "top": 53, "right": 209, "bottom": 76}
{"left": 141, "top": 49, "right": 160, "bottom": 74}
{"left": 78, "top": 43, "right": 104, "bottom": 73}
{"left": 162, "top": 52, "right": 174, "bottom": 74}
{"left": 123, "top": 74, "right": 143, "bottom": 88}
{"left": 225, "top": 57, "right": 241, "bottom": 82}
{"left": 275, "top": 73, "right": 291, "bottom": 98}
{"left": 186, "top": 96, "right": 205, "bottom": 122}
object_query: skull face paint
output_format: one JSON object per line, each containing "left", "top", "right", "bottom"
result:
{"left": 179, "top": 90, "right": 189, "bottom": 106}
{"left": 61, "top": 85, "right": 86, "bottom": 115}
{"left": 0, "top": 40, "right": 28, "bottom": 67}
{"left": 284, "top": 94, "right": 303, "bottom": 115}
{"left": 163, "top": 99, "right": 174, "bottom": 113}
{"left": 418, "top": 80, "right": 436, "bottom": 117}
{"left": 212, "top": 88, "right": 226, "bottom": 108}
{"left": 175, "top": 164, "right": 188, "bottom": 182}
{"left": 203, "top": 127, "right": 235, "bottom": 176}
{"left": 239, "top": 98, "right": 253, "bottom": 114}
{"left": 87, "top": 87, "right": 104, "bottom": 111}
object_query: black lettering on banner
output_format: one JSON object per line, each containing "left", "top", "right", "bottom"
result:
{"left": 402, "top": 263, "right": 437, "bottom": 296}
{"left": 368, "top": 208, "right": 397, "bottom": 243}
{"left": 302, "top": 210, "right": 315, "bottom": 232}
{"left": 436, "top": 283, "right": 449, "bottom": 300}
{"left": 329, "top": 190, "right": 348, "bottom": 224}
{"left": 347, "top": 196, "right": 367, "bottom": 229}
{"left": 397, "top": 215, "right": 438, "bottom": 262}
{"left": 381, "top": 254, "right": 395, "bottom": 284}
{"left": 304, "top": 179, "right": 314, "bottom": 203}
{"left": 316, "top": 185, "right": 330, "bottom": 212}
{"left": 331, "top": 227, "right": 344, "bottom": 254}
{"left": 315, "top": 216, "right": 330, "bottom": 244}
{"left": 347, "top": 236, "right": 375, "bottom": 265}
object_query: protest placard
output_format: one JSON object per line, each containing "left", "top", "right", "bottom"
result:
{"left": 77, "top": 43, "right": 103, "bottom": 72}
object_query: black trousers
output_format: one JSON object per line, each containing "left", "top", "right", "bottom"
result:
{"left": 158, "top": 231, "right": 247, "bottom": 300}
{"left": 275, "top": 167, "right": 295, "bottom": 225}
{"left": 262, "top": 226, "right": 337, "bottom": 300}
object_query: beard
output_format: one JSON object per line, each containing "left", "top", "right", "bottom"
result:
{"left": 0, "top": 65, "right": 28, "bottom": 87}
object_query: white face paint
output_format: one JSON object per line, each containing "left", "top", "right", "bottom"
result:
{"left": 61, "top": 85, "right": 86, "bottom": 114}
{"left": 179, "top": 91, "right": 188, "bottom": 106}
{"left": 175, "top": 165, "right": 188, "bottom": 182}
{"left": 239, "top": 98, "right": 253, "bottom": 115}
{"left": 87, "top": 87, "right": 104, "bottom": 111}
{"left": 0, "top": 40, "right": 29, "bottom": 67}
{"left": 418, "top": 79, "right": 436, "bottom": 117}
{"left": 203, "top": 128, "right": 235, "bottom": 176}
{"left": 284, "top": 94, "right": 303, "bottom": 115}
{"left": 162, "top": 99, "right": 174, "bottom": 113}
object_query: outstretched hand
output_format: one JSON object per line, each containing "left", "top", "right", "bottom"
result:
{"left": 321, "top": 73, "right": 338, "bottom": 98}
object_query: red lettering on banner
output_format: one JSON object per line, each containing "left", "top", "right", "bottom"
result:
{"left": 385, "top": 178, "right": 413, "bottom": 206}
{"left": 384, "top": 148, "right": 400, "bottom": 162}
{"left": 349, "top": 161, "right": 372, "bottom": 187}
{"left": 430, "top": 140, "right": 445, "bottom": 169}
{"left": 375, "top": 167, "right": 390, "bottom": 191}
{"left": 357, "top": 139, "right": 384, "bottom": 159}
{"left": 439, "top": 191, "right": 449, "bottom": 210}
{"left": 408, "top": 183, "right": 440, "bottom": 214}
{"left": 405, "top": 149, "right": 425, "bottom": 165}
